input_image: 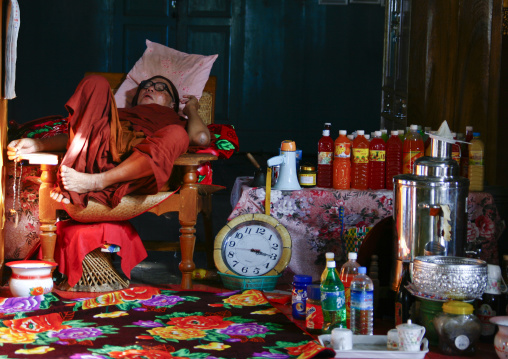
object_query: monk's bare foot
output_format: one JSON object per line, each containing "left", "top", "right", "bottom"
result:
{"left": 50, "top": 188, "right": 71, "bottom": 204}
{"left": 60, "top": 165, "right": 105, "bottom": 193}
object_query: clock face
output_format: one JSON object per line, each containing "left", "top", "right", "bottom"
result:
{"left": 214, "top": 214, "right": 292, "bottom": 277}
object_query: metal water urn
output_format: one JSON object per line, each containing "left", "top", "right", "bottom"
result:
{"left": 391, "top": 134, "right": 469, "bottom": 290}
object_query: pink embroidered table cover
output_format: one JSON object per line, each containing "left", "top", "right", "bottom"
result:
{"left": 229, "top": 181, "right": 505, "bottom": 281}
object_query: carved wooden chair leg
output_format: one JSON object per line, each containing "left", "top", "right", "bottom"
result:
{"left": 39, "top": 163, "right": 61, "bottom": 263}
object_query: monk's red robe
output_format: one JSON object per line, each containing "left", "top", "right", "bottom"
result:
{"left": 60, "top": 75, "right": 189, "bottom": 208}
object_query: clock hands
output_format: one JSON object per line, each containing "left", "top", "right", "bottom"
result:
{"left": 250, "top": 248, "right": 270, "bottom": 257}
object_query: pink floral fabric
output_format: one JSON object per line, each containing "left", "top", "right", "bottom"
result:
{"left": 229, "top": 182, "right": 505, "bottom": 281}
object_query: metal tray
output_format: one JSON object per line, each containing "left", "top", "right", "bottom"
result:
{"left": 318, "top": 334, "right": 429, "bottom": 359}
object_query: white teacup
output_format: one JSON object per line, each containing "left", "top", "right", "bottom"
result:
{"left": 387, "top": 328, "right": 399, "bottom": 350}
{"left": 396, "top": 319, "right": 425, "bottom": 351}
{"left": 331, "top": 328, "right": 353, "bottom": 351}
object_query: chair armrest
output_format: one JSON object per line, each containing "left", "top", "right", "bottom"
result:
{"left": 174, "top": 153, "right": 218, "bottom": 166}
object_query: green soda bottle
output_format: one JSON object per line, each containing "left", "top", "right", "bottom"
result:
{"left": 320, "top": 260, "right": 346, "bottom": 333}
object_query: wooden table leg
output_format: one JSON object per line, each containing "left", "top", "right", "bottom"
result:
{"left": 38, "top": 164, "right": 60, "bottom": 262}
{"left": 178, "top": 165, "right": 199, "bottom": 290}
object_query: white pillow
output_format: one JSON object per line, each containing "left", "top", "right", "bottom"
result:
{"left": 115, "top": 39, "right": 218, "bottom": 115}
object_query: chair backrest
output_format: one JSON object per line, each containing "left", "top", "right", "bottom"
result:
{"left": 84, "top": 72, "right": 216, "bottom": 125}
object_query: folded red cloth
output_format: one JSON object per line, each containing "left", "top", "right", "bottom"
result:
{"left": 55, "top": 220, "right": 147, "bottom": 287}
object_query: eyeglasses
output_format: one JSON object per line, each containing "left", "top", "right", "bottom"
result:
{"left": 140, "top": 80, "right": 174, "bottom": 101}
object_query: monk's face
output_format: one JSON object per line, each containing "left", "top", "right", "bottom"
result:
{"left": 137, "top": 78, "right": 175, "bottom": 107}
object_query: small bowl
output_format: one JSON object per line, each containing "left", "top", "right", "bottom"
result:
{"left": 6, "top": 260, "right": 57, "bottom": 297}
{"left": 412, "top": 256, "right": 488, "bottom": 301}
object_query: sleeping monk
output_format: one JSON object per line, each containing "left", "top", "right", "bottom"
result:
{"left": 6, "top": 74, "right": 210, "bottom": 208}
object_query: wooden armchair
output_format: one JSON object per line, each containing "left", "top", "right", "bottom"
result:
{"left": 22, "top": 73, "right": 220, "bottom": 289}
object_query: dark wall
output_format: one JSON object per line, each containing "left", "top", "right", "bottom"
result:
{"left": 8, "top": 0, "right": 111, "bottom": 122}
{"left": 8, "top": 0, "right": 385, "bottom": 156}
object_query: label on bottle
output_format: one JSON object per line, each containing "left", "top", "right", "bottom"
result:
{"left": 352, "top": 149, "right": 369, "bottom": 164}
{"left": 452, "top": 151, "right": 461, "bottom": 164}
{"left": 402, "top": 151, "right": 423, "bottom": 174}
{"left": 292, "top": 288, "right": 308, "bottom": 320}
{"left": 455, "top": 335, "right": 470, "bottom": 350}
{"left": 306, "top": 301, "right": 324, "bottom": 330}
{"left": 369, "top": 150, "right": 386, "bottom": 161}
{"left": 350, "top": 290, "right": 374, "bottom": 310}
{"left": 299, "top": 173, "right": 316, "bottom": 186}
{"left": 335, "top": 143, "right": 351, "bottom": 158}
{"left": 321, "top": 290, "right": 346, "bottom": 310}
{"left": 469, "top": 150, "right": 484, "bottom": 165}
{"left": 318, "top": 151, "right": 333, "bottom": 165}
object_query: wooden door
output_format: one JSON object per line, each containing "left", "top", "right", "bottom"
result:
{"left": 111, "top": 0, "right": 242, "bottom": 124}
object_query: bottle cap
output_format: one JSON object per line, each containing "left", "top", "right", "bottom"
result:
{"left": 381, "top": 129, "right": 387, "bottom": 134}
{"left": 466, "top": 126, "right": 473, "bottom": 131}
{"left": 300, "top": 164, "right": 316, "bottom": 172}
{"left": 398, "top": 130, "right": 404, "bottom": 135}
{"left": 293, "top": 274, "right": 313, "bottom": 284}
{"left": 391, "top": 130, "right": 398, "bottom": 136}
{"left": 307, "top": 284, "right": 321, "bottom": 300}
{"left": 280, "top": 140, "right": 296, "bottom": 151}
{"left": 323, "top": 129, "right": 330, "bottom": 136}
{"left": 374, "top": 130, "right": 382, "bottom": 137}
{"left": 348, "top": 252, "right": 357, "bottom": 260}
{"left": 358, "top": 267, "right": 367, "bottom": 274}
{"left": 357, "top": 130, "right": 365, "bottom": 135}
{"left": 442, "top": 301, "right": 474, "bottom": 315}
{"left": 473, "top": 132, "right": 481, "bottom": 137}
{"left": 339, "top": 130, "right": 347, "bottom": 135}
{"left": 410, "top": 124, "right": 418, "bottom": 130}
{"left": 324, "top": 122, "right": 332, "bottom": 127}
{"left": 327, "top": 261, "right": 336, "bottom": 268}
{"left": 365, "top": 134, "right": 370, "bottom": 140}
{"left": 325, "top": 252, "right": 335, "bottom": 259}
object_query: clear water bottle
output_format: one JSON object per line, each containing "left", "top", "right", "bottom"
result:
{"left": 350, "top": 266, "right": 374, "bottom": 335}
{"left": 320, "top": 260, "right": 346, "bottom": 333}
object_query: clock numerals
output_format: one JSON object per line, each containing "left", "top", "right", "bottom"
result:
{"left": 271, "top": 243, "right": 279, "bottom": 250}
{"left": 253, "top": 268, "right": 260, "bottom": 275}
{"left": 227, "top": 251, "right": 235, "bottom": 258}
{"left": 228, "top": 241, "right": 236, "bottom": 247}
{"left": 241, "top": 267, "right": 248, "bottom": 274}
{"left": 244, "top": 228, "right": 252, "bottom": 234}
{"left": 235, "top": 232, "right": 243, "bottom": 239}
{"left": 232, "top": 260, "right": 239, "bottom": 267}
{"left": 256, "top": 228, "right": 265, "bottom": 235}
{"left": 270, "top": 253, "right": 278, "bottom": 260}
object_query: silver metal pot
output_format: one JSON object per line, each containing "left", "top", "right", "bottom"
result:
{"left": 391, "top": 138, "right": 469, "bottom": 289}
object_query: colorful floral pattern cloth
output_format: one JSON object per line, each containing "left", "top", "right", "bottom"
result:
{"left": 0, "top": 288, "right": 333, "bottom": 359}
{"left": 229, "top": 181, "right": 506, "bottom": 281}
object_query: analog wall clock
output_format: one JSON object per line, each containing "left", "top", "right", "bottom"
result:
{"left": 214, "top": 213, "right": 292, "bottom": 277}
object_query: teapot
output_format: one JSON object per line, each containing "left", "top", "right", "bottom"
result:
{"left": 396, "top": 319, "right": 426, "bottom": 351}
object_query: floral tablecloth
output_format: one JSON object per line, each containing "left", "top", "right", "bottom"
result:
{"left": 229, "top": 179, "right": 506, "bottom": 281}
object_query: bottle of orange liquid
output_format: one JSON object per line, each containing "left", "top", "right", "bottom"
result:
{"left": 368, "top": 131, "right": 386, "bottom": 190}
{"left": 385, "top": 130, "right": 403, "bottom": 190}
{"left": 317, "top": 126, "right": 334, "bottom": 188}
{"left": 402, "top": 124, "right": 424, "bottom": 174}
{"left": 351, "top": 130, "right": 369, "bottom": 190}
{"left": 333, "top": 130, "right": 352, "bottom": 189}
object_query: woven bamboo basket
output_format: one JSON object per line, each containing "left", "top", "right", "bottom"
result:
{"left": 57, "top": 248, "right": 129, "bottom": 292}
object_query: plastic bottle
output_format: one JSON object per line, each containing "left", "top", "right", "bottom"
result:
{"left": 395, "top": 261, "right": 415, "bottom": 326}
{"left": 468, "top": 132, "right": 484, "bottom": 192}
{"left": 385, "top": 130, "right": 403, "bottom": 190}
{"left": 451, "top": 132, "right": 461, "bottom": 165}
{"left": 339, "top": 252, "right": 361, "bottom": 328}
{"left": 292, "top": 275, "right": 313, "bottom": 320}
{"left": 317, "top": 126, "right": 334, "bottom": 188}
{"left": 398, "top": 129, "right": 405, "bottom": 142}
{"left": 305, "top": 284, "right": 323, "bottom": 334}
{"left": 320, "top": 260, "right": 346, "bottom": 333}
{"left": 368, "top": 131, "right": 386, "bottom": 190}
{"left": 350, "top": 266, "right": 374, "bottom": 335}
{"left": 321, "top": 252, "right": 335, "bottom": 283}
{"left": 381, "top": 129, "right": 389, "bottom": 142}
{"left": 461, "top": 126, "right": 474, "bottom": 178}
{"left": 351, "top": 130, "right": 369, "bottom": 190}
{"left": 333, "top": 130, "right": 352, "bottom": 190}
{"left": 402, "top": 124, "right": 424, "bottom": 174}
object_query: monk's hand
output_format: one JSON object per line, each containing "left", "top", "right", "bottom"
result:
{"left": 7, "top": 138, "right": 40, "bottom": 161}
{"left": 181, "top": 95, "right": 200, "bottom": 117}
